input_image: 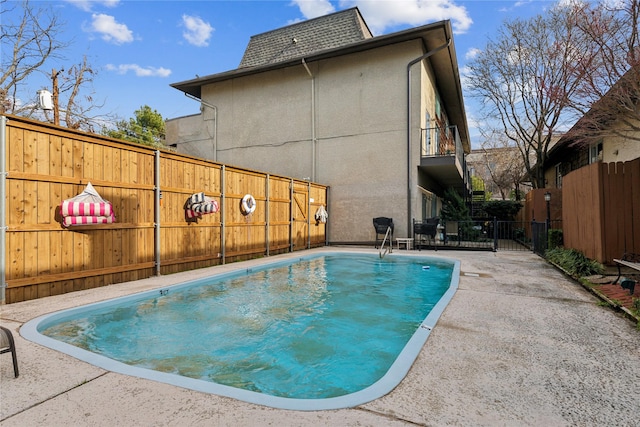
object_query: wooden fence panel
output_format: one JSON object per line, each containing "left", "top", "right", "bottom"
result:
{"left": 561, "top": 158, "right": 639, "bottom": 264}
{"left": 309, "top": 183, "right": 327, "bottom": 246}
{"left": 268, "top": 176, "right": 291, "bottom": 253}
{"left": 292, "top": 182, "right": 308, "bottom": 251}
{"left": 2, "top": 115, "right": 327, "bottom": 303}
{"left": 158, "top": 154, "right": 222, "bottom": 273}
{"left": 563, "top": 162, "right": 604, "bottom": 261}
{"left": 629, "top": 159, "right": 640, "bottom": 254}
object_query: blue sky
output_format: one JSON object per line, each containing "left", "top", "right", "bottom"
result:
{"left": 5, "top": 0, "right": 560, "bottom": 146}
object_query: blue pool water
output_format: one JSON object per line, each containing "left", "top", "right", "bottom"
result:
{"left": 22, "top": 251, "right": 459, "bottom": 410}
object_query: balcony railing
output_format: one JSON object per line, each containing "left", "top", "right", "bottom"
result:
{"left": 421, "top": 124, "right": 464, "bottom": 167}
{"left": 420, "top": 124, "right": 472, "bottom": 194}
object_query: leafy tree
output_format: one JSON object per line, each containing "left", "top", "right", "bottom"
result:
{"left": 481, "top": 200, "right": 522, "bottom": 221}
{"left": 103, "top": 105, "right": 166, "bottom": 147}
{"left": 471, "top": 175, "right": 488, "bottom": 199}
{"left": 440, "top": 188, "right": 470, "bottom": 222}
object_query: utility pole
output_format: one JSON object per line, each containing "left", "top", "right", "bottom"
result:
{"left": 52, "top": 68, "right": 62, "bottom": 126}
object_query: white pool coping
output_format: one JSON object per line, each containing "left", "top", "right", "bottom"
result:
{"left": 21, "top": 250, "right": 460, "bottom": 411}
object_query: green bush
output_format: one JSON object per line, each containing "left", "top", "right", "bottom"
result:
{"left": 479, "top": 200, "right": 523, "bottom": 220}
{"left": 548, "top": 229, "right": 563, "bottom": 250}
{"left": 545, "top": 247, "right": 604, "bottom": 278}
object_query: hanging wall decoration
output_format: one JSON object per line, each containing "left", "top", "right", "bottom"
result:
{"left": 59, "top": 182, "right": 116, "bottom": 227}
{"left": 184, "top": 192, "right": 220, "bottom": 223}
{"left": 314, "top": 205, "right": 328, "bottom": 224}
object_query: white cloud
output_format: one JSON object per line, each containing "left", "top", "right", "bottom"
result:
{"left": 106, "top": 64, "right": 172, "bottom": 77}
{"left": 291, "top": 0, "right": 336, "bottom": 19}
{"left": 459, "top": 64, "right": 472, "bottom": 90}
{"left": 66, "top": 0, "right": 120, "bottom": 12}
{"left": 337, "top": 0, "right": 473, "bottom": 34}
{"left": 87, "top": 13, "right": 134, "bottom": 44}
{"left": 465, "top": 47, "right": 481, "bottom": 60}
{"left": 181, "top": 15, "right": 214, "bottom": 47}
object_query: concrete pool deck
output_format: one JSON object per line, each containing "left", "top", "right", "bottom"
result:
{"left": 1, "top": 248, "right": 639, "bottom": 426}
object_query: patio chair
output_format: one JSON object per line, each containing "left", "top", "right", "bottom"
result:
{"left": 373, "top": 217, "right": 394, "bottom": 249}
{"left": 413, "top": 217, "right": 439, "bottom": 250}
{"left": 445, "top": 221, "right": 460, "bottom": 246}
{"left": 0, "top": 326, "right": 19, "bottom": 378}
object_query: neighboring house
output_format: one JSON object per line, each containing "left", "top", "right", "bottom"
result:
{"left": 167, "top": 8, "right": 470, "bottom": 244}
{"left": 466, "top": 147, "right": 532, "bottom": 201}
{"left": 545, "top": 67, "right": 640, "bottom": 188}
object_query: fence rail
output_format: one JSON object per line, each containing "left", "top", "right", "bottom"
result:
{"left": 1, "top": 114, "right": 327, "bottom": 304}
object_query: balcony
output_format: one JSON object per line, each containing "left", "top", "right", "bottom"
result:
{"left": 418, "top": 124, "right": 470, "bottom": 195}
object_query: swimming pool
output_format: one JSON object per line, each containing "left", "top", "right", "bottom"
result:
{"left": 22, "top": 251, "right": 459, "bottom": 410}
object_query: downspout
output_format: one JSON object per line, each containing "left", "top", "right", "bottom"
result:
{"left": 301, "top": 59, "right": 316, "bottom": 182}
{"left": 406, "top": 39, "right": 451, "bottom": 235}
{"left": 1, "top": 116, "right": 7, "bottom": 304}
{"left": 185, "top": 92, "right": 218, "bottom": 162}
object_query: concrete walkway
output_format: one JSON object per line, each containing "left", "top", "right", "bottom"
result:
{"left": 1, "top": 248, "right": 639, "bottom": 426}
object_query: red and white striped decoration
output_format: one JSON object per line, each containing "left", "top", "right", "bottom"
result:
{"left": 60, "top": 201, "right": 113, "bottom": 217}
{"left": 62, "top": 215, "right": 115, "bottom": 227}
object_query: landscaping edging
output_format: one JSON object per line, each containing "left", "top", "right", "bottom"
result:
{"left": 546, "top": 259, "right": 639, "bottom": 325}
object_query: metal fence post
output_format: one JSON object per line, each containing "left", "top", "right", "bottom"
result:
{"left": 0, "top": 116, "right": 7, "bottom": 304}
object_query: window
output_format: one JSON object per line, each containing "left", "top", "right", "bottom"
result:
{"left": 589, "top": 141, "right": 603, "bottom": 164}
{"left": 423, "top": 112, "right": 431, "bottom": 156}
{"left": 421, "top": 192, "right": 438, "bottom": 219}
{"left": 555, "top": 164, "right": 562, "bottom": 188}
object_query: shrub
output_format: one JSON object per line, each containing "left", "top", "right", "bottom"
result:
{"left": 479, "top": 200, "right": 523, "bottom": 220}
{"left": 545, "top": 247, "right": 604, "bottom": 278}
{"left": 548, "top": 229, "right": 563, "bottom": 250}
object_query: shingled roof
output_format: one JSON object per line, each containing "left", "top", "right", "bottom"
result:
{"left": 238, "top": 7, "right": 372, "bottom": 68}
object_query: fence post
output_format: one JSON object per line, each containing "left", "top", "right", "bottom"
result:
{"left": 0, "top": 116, "right": 7, "bottom": 304}
{"left": 493, "top": 216, "right": 498, "bottom": 252}
{"left": 221, "top": 165, "right": 226, "bottom": 264}
{"left": 290, "top": 179, "right": 294, "bottom": 252}
{"left": 266, "top": 174, "right": 270, "bottom": 257}
{"left": 307, "top": 181, "right": 311, "bottom": 249}
{"left": 154, "top": 150, "right": 161, "bottom": 276}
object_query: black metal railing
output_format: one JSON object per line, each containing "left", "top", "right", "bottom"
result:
{"left": 413, "top": 218, "right": 563, "bottom": 253}
{"left": 421, "top": 124, "right": 463, "bottom": 166}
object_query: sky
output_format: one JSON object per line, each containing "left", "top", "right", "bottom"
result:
{"left": 3, "top": 0, "right": 563, "bottom": 147}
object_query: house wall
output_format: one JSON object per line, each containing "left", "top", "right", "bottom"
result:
{"left": 172, "top": 39, "right": 439, "bottom": 243}
{"left": 602, "top": 118, "right": 640, "bottom": 163}
{"left": 165, "top": 113, "right": 214, "bottom": 160}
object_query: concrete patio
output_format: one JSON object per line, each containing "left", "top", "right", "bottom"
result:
{"left": 1, "top": 248, "right": 639, "bottom": 426}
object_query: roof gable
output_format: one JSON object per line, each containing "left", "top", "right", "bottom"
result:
{"left": 239, "top": 7, "right": 372, "bottom": 68}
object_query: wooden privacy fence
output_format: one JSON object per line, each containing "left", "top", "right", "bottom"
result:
{"left": 516, "top": 188, "right": 562, "bottom": 235}
{"left": 1, "top": 115, "right": 328, "bottom": 304}
{"left": 562, "top": 158, "right": 639, "bottom": 265}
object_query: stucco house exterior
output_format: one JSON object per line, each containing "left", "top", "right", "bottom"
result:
{"left": 545, "top": 66, "right": 640, "bottom": 188}
{"left": 167, "top": 8, "right": 470, "bottom": 244}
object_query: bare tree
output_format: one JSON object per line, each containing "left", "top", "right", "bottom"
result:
{"left": 565, "top": 0, "right": 640, "bottom": 145}
{"left": 1, "top": 0, "right": 108, "bottom": 131}
{"left": 38, "top": 57, "right": 107, "bottom": 132}
{"left": 478, "top": 139, "right": 528, "bottom": 200}
{"left": 466, "top": 5, "right": 598, "bottom": 188}
{"left": 0, "top": 0, "right": 66, "bottom": 114}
